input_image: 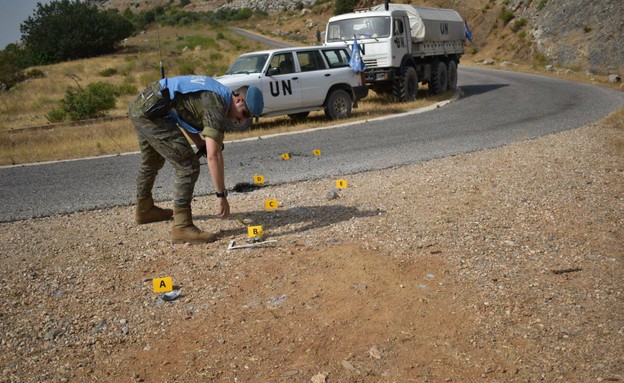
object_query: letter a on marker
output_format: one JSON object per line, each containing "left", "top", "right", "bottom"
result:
{"left": 153, "top": 277, "right": 173, "bottom": 293}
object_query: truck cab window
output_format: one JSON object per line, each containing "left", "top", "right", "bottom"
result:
{"left": 394, "top": 19, "right": 404, "bottom": 35}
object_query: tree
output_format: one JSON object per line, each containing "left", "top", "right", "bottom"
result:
{"left": 334, "top": 0, "right": 358, "bottom": 15}
{"left": 20, "top": 0, "right": 134, "bottom": 65}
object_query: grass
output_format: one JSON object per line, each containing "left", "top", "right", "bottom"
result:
{"left": 2, "top": 4, "right": 620, "bottom": 166}
{"left": 0, "top": 89, "right": 447, "bottom": 166}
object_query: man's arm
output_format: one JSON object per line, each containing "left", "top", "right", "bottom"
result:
{"left": 205, "top": 136, "right": 230, "bottom": 218}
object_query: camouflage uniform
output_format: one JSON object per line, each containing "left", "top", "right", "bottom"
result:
{"left": 129, "top": 81, "right": 228, "bottom": 209}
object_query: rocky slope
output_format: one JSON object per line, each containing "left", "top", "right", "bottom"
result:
{"left": 95, "top": 0, "right": 623, "bottom": 75}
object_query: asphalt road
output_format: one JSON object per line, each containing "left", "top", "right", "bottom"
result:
{"left": 1, "top": 67, "right": 622, "bottom": 222}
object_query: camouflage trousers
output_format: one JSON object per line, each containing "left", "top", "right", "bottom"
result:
{"left": 129, "top": 95, "right": 200, "bottom": 209}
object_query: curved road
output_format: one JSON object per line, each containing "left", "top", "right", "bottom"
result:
{"left": 1, "top": 67, "right": 622, "bottom": 222}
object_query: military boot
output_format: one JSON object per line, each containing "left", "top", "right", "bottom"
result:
{"left": 171, "top": 207, "right": 219, "bottom": 244}
{"left": 135, "top": 195, "right": 173, "bottom": 224}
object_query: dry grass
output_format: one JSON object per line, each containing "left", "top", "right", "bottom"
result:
{"left": 3, "top": 4, "right": 619, "bottom": 166}
{"left": 0, "top": 88, "right": 446, "bottom": 166}
{"left": 0, "top": 24, "right": 266, "bottom": 131}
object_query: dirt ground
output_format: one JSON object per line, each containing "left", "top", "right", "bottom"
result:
{"left": 1, "top": 115, "right": 623, "bottom": 382}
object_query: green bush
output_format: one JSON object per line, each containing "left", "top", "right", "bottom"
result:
{"left": 26, "top": 68, "right": 45, "bottom": 79}
{"left": 62, "top": 82, "right": 117, "bottom": 121}
{"left": 45, "top": 107, "right": 67, "bottom": 123}
{"left": 537, "top": 0, "right": 548, "bottom": 10}
{"left": 499, "top": 7, "right": 515, "bottom": 25}
{"left": 177, "top": 59, "right": 198, "bottom": 75}
{"left": 116, "top": 83, "right": 137, "bottom": 95}
{"left": 334, "top": 0, "right": 358, "bottom": 15}
{"left": 511, "top": 18, "right": 527, "bottom": 32}
{"left": 99, "top": 67, "right": 118, "bottom": 77}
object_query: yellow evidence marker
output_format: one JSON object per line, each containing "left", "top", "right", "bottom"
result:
{"left": 153, "top": 277, "right": 173, "bottom": 293}
{"left": 253, "top": 175, "right": 265, "bottom": 185}
{"left": 313, "top": 149, "right": 322, "bottom": 156}
{"left": 280, "top": 152, "right": 291, "bottom": 161}
{"left": 248, "top": 225, "right": 264, "bottom": 238}
{"left": 265, "top": 199, "right": 279, "bottom": 210}
{"left": 336, "top": 179, "right": 348, "bottom": 189}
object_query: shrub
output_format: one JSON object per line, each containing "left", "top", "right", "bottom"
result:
{"left": 26, "top": 68, "right": 45, "bottom": 79}
{"left": 177, "top": 59, "right": 198, "bottom": 75}
{"left": 537, "top": 0, "right": 548, "bottom": 10}
{"left": 511, "top": 18, "right": 527, "bottom": 32}
{"left": 99, "top": 67, "right": 118, "bottom": 77}
{"left": 583, "top": 25, "right": 592, "bottom": 33}
{"left": 116, "top": 83, "right": 137, "bottom": 95}
{"left": 499, "top": 7, "right": 515, "bottom": 25}
{"left": 62, "top": 82, "right": 117, "bottom": 121}
{"left": 45, "top": 107, "right": 67, "bottom": 123}
{"left": 334, "top": 0, "right": 358, "bottom": 15}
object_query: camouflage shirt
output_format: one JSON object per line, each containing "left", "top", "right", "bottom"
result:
{"left": 174, "top": 91, "right": 228, "bottom": 146}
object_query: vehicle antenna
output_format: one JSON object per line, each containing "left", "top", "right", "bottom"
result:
{"left": 156, "top": 21, "right": 165, "bottom": 79}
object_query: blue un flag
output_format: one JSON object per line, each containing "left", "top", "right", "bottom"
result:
{"left": 349, "top": 35, "right": 366, "bottom": 72}
{"left": 465, "top": 21, "right": 473, "bottom": 43}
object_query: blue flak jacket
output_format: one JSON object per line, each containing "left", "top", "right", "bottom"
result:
{"left": 159, "top": 76, "right": 233, "bottom": 134}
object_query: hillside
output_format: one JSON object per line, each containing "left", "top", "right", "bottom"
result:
{"left": 96, "top": 0, "right": 624, "bottom": 75}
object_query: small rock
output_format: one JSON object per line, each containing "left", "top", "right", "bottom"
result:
{"left": 369, "top": 345, "right": 382, "bottom": 359}
{"left": 311, "top": 373, "right": 327, "bottom": 383}
{"left": 326, "top": 189, "right": 340, "bottom": 200}
{"left": 607, "top": 74, "right": 621, "bottom": 83}
{"left": 341, "top": 360, "right": 356, "bottom": 371}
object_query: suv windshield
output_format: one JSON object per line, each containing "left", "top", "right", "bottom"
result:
{"left": 327, "top": 16, "right": 391, "bottom": 41}
{"left": 225, "top": 54, "right": 269, "bottom": 74}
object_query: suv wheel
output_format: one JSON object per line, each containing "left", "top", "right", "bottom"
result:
{"left": 324, "top": 89, "right": 352, "bottom": 120}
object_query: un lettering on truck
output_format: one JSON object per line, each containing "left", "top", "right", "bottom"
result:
{"left": 325, "top": 1, "right": 467, "bottom": 101}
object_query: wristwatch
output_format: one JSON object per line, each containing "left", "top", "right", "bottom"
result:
{"left": 215, "top": 190, "right": 228, "bottom": 198}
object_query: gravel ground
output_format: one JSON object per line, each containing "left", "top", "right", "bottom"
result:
{"left": 1, "top": 116, "right": 622, "bottom": 383}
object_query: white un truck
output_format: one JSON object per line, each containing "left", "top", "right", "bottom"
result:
{"left": 325, "top": 0, "right": 466, "bottom": 101}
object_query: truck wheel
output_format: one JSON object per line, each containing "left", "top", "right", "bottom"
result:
{"left": 430, "top": 61, "right": 448, "bottom": 95}
{"left": 324, "top": 89, "right": 352, "bottom": 120}
{"left": 393, "top": 66, "right": 418, "bottom": 102}
{"left": 288, "top": 112, "right": 310, "bottom": 121}
{"left": 448, "top": 60, "right": 458, "bottom": 91}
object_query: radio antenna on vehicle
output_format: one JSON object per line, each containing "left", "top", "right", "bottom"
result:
{"left": 156, "top": 21, "right": 165, "bottom": 79}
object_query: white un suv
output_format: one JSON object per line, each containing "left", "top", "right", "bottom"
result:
{"left": 216, "top": 45, "right": 368, "bottom": 124}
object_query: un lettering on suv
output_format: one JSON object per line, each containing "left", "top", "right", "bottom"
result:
{"left": 216, "top": 45, "right": 368, "bottom": 126}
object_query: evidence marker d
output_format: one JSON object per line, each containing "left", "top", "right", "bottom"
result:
{"left": 253, "top": 175, "right": 265, "bottom": 185}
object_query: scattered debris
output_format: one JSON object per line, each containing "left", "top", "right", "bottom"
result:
{"left": 227, "top": 239, "right": 277, "bottom": 250}
{"left": 162, "top": 290, "right": 181, "bottom": 301}
{"left": 551, "top": 268, "right": 582, "bottom": 275}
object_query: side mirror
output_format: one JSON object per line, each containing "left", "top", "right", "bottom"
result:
{"left": 267, "top": 67, "right": 280, "bottom": 76}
